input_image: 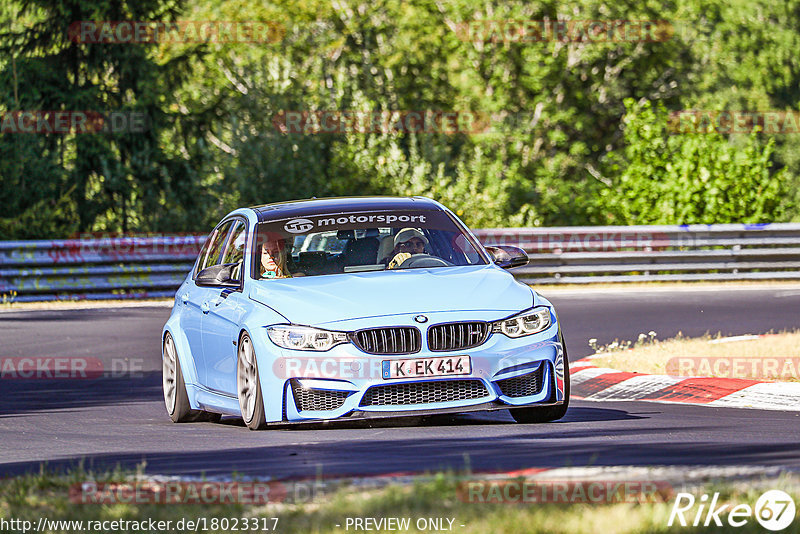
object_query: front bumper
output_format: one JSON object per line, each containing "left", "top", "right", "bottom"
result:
{"left": 283, "top": 362, "right": 560, "bottom": 422}
{"left": 271, "top": 319, "right": 565, "bottom": 423}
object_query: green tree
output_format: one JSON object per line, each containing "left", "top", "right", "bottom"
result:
{"left": 0, "top": 0, "right": 215, "bottom": 238}
{"left": 3, "top": 0, "right": 800, "bottom": 237}
{"left": 601, "top": 99, "right": 787, "bottom": 224}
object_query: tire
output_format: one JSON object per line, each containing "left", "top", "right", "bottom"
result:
{"left": 163, "top": 332, "right": 222, "bottom": 423}
{"left": 163, "top": 332, "right": 195, "bottom": 422}
{"left": 510, "top": 332, "right": 570, "bottom": 424}
{"left": 237, "top": 332, "right": 266, "bottom": 430}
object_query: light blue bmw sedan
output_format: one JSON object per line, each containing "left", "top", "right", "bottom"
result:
{"left": 162, "top": 196, "right": 569, "bottom": 429}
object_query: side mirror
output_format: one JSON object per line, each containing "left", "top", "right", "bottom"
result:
{"left": 196, "top": 262, "right": 240, "bottom": 288}
{"left": 485, "top": 245, "right": 529, "bottom": 269}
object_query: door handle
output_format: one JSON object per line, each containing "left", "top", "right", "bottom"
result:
{"left": 201, "top": 301, "right": 210, "bottom": 314}
{"left": 181, "top": 293, "right": 189, "bottom": 305}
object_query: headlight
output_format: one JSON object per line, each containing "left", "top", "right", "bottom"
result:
{"left": 267, "top": 325, "right": 349, "bottom": 351}
{"left": 491, "top": 307, "right": 552, "bottom": 338}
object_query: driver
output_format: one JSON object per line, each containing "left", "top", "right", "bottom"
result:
{"left": 387, "top": 228, "right": 429, "bottom": 269}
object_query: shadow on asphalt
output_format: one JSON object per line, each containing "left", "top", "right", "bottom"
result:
{"left": 0, "top": 372, "right": 163, "bottom": 417}
{"left": 4, "top": 427, "right": 800, "bottom": 480}
{"left": 3, "top": 383, "right": 800, "bottom": 479}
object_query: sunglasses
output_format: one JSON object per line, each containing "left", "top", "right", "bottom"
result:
{"left": 399, "top": 239, "right": 425, "bottom": 249}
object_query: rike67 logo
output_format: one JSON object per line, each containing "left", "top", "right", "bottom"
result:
{"left": 669, "top": 490, "right": 796, "bottom": 531}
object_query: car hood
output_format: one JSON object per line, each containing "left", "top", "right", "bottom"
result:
{"left": 249, "top": 265, "right": 535, "bottom": 326}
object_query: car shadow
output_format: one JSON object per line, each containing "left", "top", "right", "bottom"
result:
{"left": 215, "top": 406, "right": 645, "bottom": 431}
{"left": 3, "top": 428, "right": 799, "bottom": 481}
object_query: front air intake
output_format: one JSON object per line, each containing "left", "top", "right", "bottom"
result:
{"left": 290, "top": 380, "right": 351, "bottom": 411}
{"left": 359, "top": 379, "right": 489, "bottom": 406}
{"left": 494, "top": 366, "right": 545, "bottom": 398}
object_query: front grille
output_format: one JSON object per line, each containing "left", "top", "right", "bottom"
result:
{"left": 359, "top": 379, "right": 489, "bottom": 406}
{"left": 495, "top": 366, "right": 545, "bottom": 398}
{"left": 427, "top": 322, "right": 490, "bottom": 352}
{"left": 290, "top": 380, "right": 351, "bottom": 411}
{"left": 352, "top": 327, "right": 421, "bottom": 355}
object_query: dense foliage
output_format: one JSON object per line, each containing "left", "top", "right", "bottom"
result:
{"left": 0, "top": 0, "right": 798, "bottom": 237}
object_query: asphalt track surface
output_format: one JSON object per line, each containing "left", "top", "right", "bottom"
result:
{"left": 1, "top": 286, "right": 799, "bottom": 479}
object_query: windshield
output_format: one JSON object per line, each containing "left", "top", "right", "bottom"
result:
{"left": 252, "top": 209, "right": 488, "bottom": 279}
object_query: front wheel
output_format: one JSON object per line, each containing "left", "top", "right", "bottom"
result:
{"left": 510, "top": 333, "right": 570, "bottom": 424}
{"left": 237, "top": 332, "right": 266, "bottom": 430}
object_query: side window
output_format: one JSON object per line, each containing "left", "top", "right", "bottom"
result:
{"left": 194, "top": 220, "right": 233, "bottom": 276}
{"left": 454, "top": 233, "right": 482, "bottom": 265}
{"left": 193, "top": 234, "right": 213, "bottom": 276}
{"left": 220, "top": 220, "right": 247, "bottom": 282}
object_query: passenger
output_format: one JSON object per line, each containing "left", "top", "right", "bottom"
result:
{"left": 387, "top": 228, "right": 429, "bottom": 269}
{"left": 260, "top": 242, "right": 290, "bottom": 279}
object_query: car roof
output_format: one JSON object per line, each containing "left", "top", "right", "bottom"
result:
{"left": 250, "top": 196, "right": 442, "bottom": 222}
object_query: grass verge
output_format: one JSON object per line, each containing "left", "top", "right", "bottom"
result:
{"left": 1, "top": 467, "right": 798, "bottom": 533}
{"left": 587, "top": 331, "right": 800, "bottom": 382}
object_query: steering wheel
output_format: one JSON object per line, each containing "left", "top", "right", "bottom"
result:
{"left": 397, "top": 254, "right": 452, "bottom": 269}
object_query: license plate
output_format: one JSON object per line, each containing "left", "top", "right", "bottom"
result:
{"left": 382, "top": 356, "right": 471, "bottom": 379}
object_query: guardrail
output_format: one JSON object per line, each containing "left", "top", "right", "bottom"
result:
{"left": 0, "top": 235, "right": 205, "bottom": 302}
{"left": 1, "top": 223, "right": 799, "bottom": 302}
{"left": 473, "top": 223, "right": 800, "bottom": 284}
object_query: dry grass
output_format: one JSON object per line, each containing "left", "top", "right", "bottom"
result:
{"left": 589, "top": 332, "right": 800, "bottom": 382}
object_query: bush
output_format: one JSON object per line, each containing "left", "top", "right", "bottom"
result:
{"left": 600, "top": 99, "right": 790, "bottom": 224}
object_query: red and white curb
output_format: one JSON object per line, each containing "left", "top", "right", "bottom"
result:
{"left": 571, "top": 358, "right": 800, "bottom": 411}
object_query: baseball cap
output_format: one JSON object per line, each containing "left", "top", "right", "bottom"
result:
{"left": 394, "top": 228, "right": 429, "bottom": 248}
